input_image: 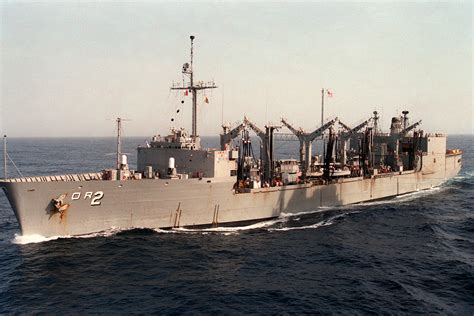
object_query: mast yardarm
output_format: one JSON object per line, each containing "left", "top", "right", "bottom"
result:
{"left": 171, "top": 35, "right": 217, "bottom": 140}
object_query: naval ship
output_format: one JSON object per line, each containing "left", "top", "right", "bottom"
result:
{"left": 0, "top": 36, "right": 463, "bottom": 237}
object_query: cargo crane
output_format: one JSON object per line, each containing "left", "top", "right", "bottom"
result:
{"left": 323, "top": 127, "right": 336, "bottom": 181}
{"left": 360, "top": 127, "right": 374, "bottom": 177}
{"left": 337, "top": 118, "right": 372, "bottom": 167}
{"left": 280, "top": 118, "right": 338, "bottom": 177}
{"left": 220, "top": 122, "right": 246, "bottom": 150}
{"left": 389, "top": 111, "right": 423, "bottom": 170}
{"left": 390, "top": 111, "right": 422, "bottom": 137}
{"left": 243, "top": 117, "right": 280, "bottom": 183}
{"left": 338, "top": 121, "right": 352, "bottom": 132}
{"left": 237, "top": 129, "right": 259, "bottom": 184}
{"left": 399, "top": 119, "right": 423, "bottom": 170}
{"left": 400, "top": 120, "right": 422, "bottom": 136}
{"left": 372, "top": 111, "right": 380, "bottom": 135}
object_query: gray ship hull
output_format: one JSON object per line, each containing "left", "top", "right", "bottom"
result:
{"left": 0, "top": 153, "right": 462, "bottom": 237}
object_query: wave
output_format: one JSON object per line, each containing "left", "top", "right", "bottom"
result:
{"left": 12, "top": 227, "right": 125, "bottom": 245}
{"left": 453, "top": 170, "right": 474, "bottom": 181}
{"left": 12, "top": 233, "right": 63, "bottom": 244}
{"left": 154, "top": 217, "right": 289, "bottom": 236}
{"left": 12, "top": 219, "right": 292, "bottom": 243}
{"left": 464, "top": 171, "right": 474, "bottom": 177}
{"left": 156, "top": 210, "right": 353, "bottom": 235}
{"left": 268, "top": 213, "right": 346, "bottom": 232}
{"left": 352, "top": 186, "right": 444, "bottom": 207}
{"left": 279, "top": 207, "right": 332, "bottom": 218}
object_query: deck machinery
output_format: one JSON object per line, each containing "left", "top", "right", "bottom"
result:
{"left": 216, "top": 109, "right": 431, "bottom": 189}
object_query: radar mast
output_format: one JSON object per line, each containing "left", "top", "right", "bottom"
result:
{"left": 171, "top": 36, "right": 217, "bottom": 146}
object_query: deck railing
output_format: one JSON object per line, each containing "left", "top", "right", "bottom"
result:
{"left": 1, "top": 172, "right": 102, "bottom": 183}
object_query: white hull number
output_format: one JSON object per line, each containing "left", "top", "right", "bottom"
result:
{"left": 71, "top": 191, "right": 104, "bottom": 206}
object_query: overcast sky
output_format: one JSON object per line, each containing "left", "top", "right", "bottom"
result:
{"left": 1, "top": 1, "right": 472, "bottom": 137}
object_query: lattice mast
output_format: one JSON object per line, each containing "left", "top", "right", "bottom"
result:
{"left": 171, "top": 35, "right": 217, "bottom": 140}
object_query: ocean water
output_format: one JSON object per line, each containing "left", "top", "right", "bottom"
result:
{"left": 0, "top": 136, "right": 472, "bottom": 314}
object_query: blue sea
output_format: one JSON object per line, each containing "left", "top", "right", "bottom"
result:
{"left": 0, "top": 136, "right": 472, "bottom": 314}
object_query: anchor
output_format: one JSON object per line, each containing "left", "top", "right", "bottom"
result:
{"left": 51, "top": 193, "right": 70, "bottom": 220}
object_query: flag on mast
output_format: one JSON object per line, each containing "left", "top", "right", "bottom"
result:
{"left": 326, "top": 89, "right": 334, "bottom": 97}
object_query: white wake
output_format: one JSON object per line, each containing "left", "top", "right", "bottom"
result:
{"left": 12, "top": 227, "right": 124, "bottom": 245}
